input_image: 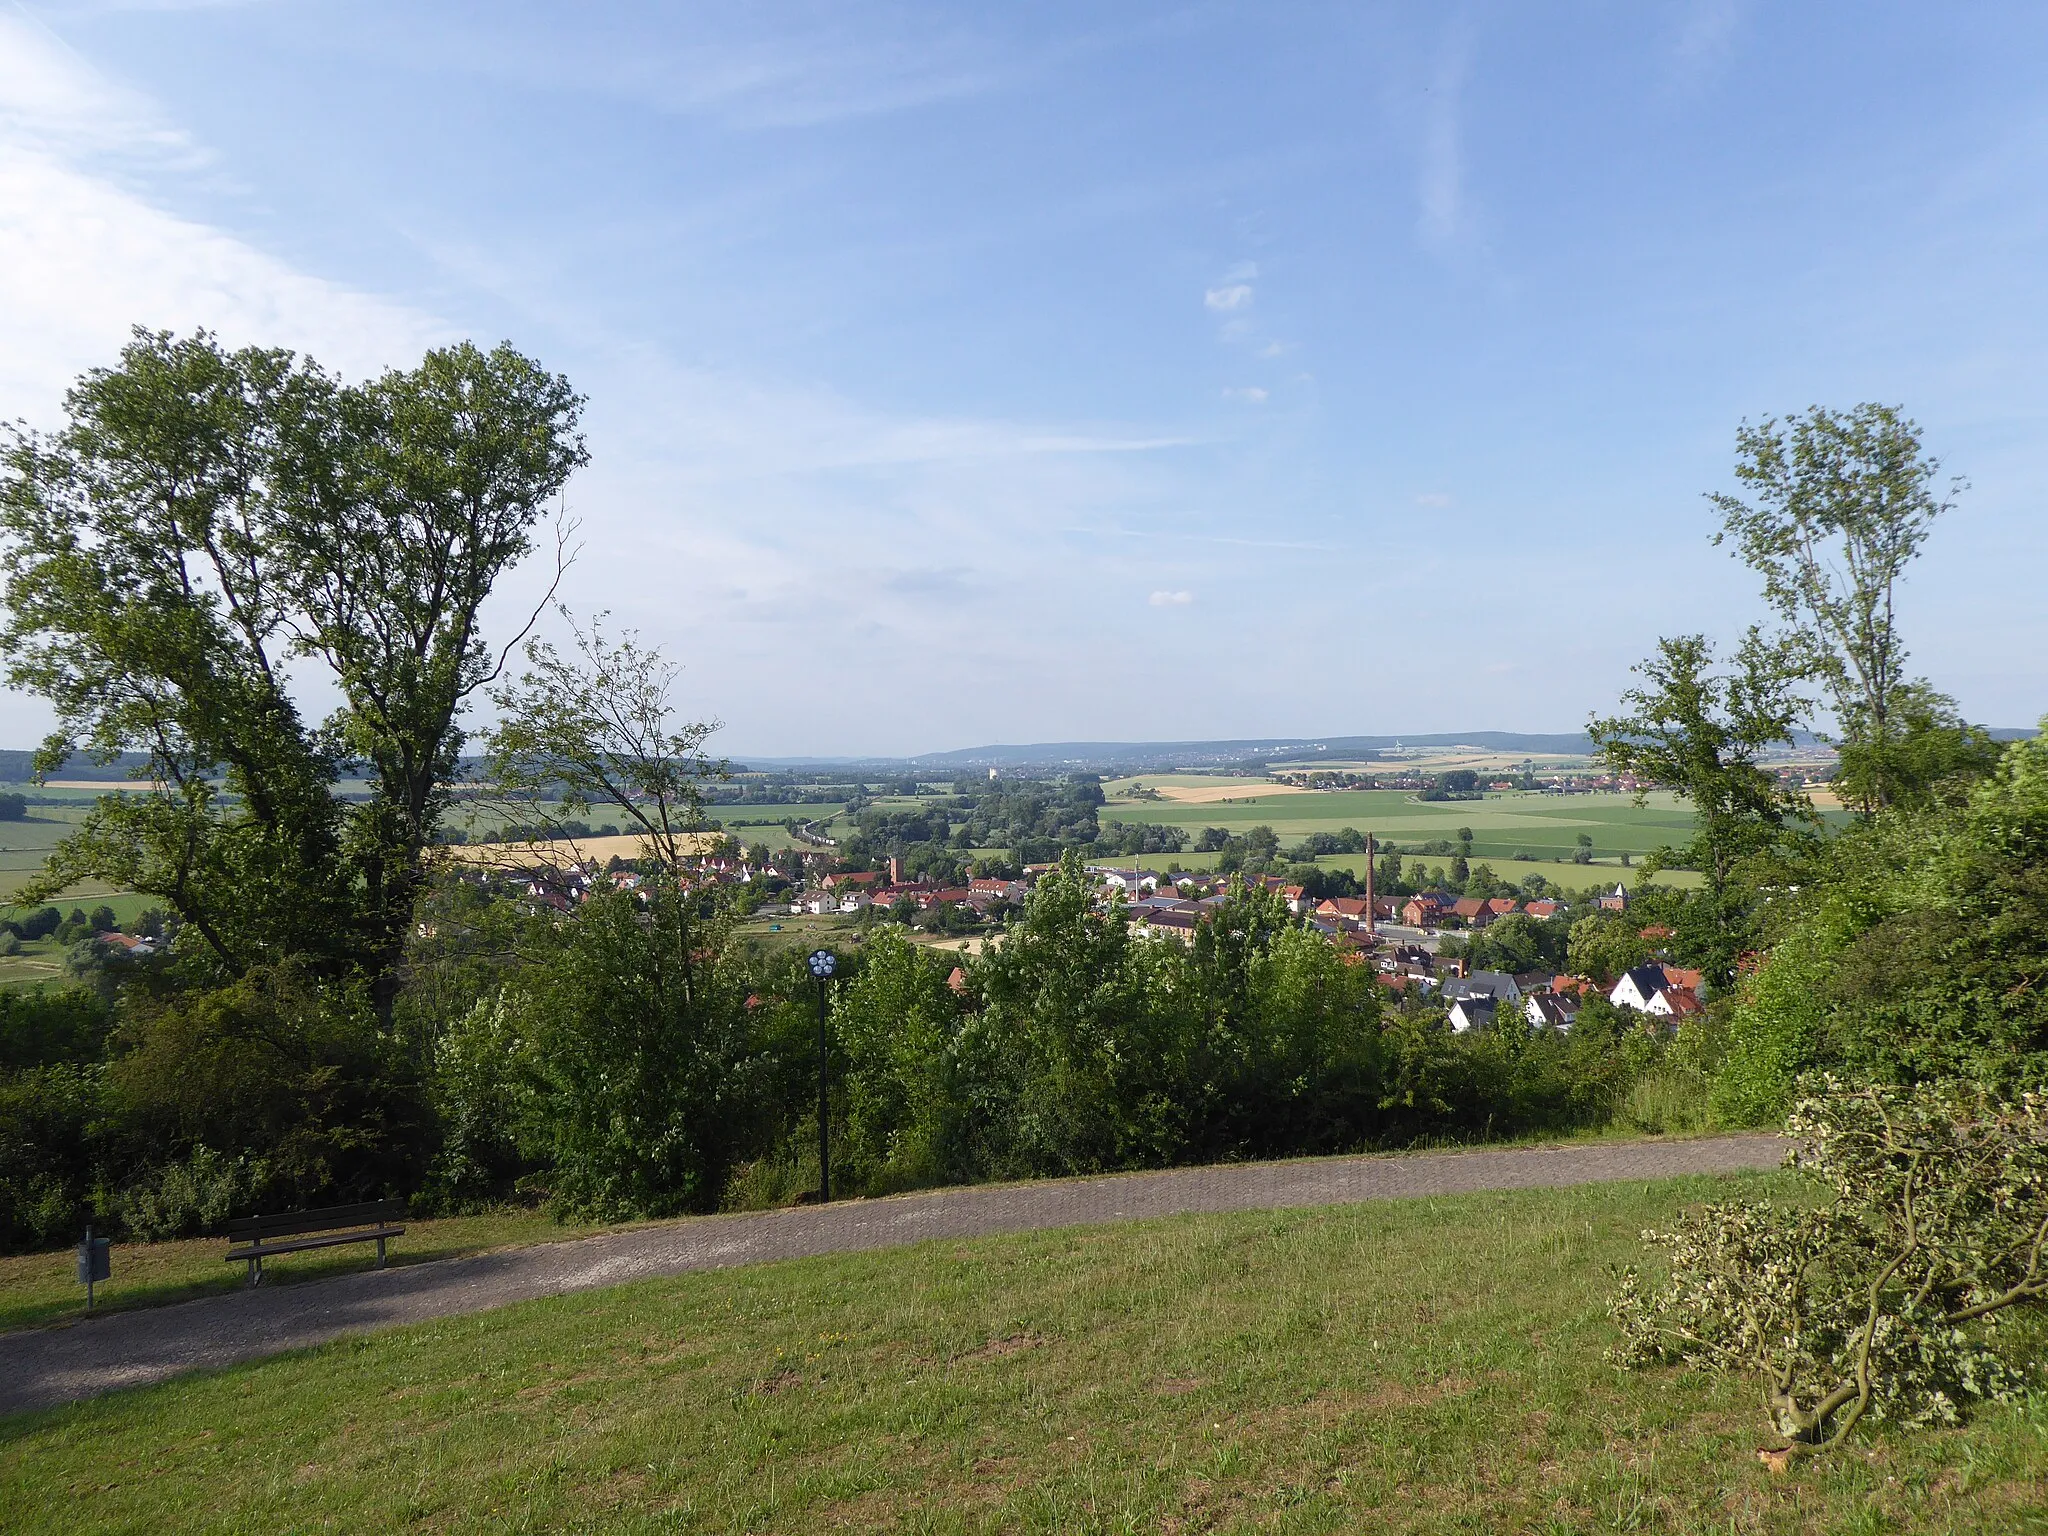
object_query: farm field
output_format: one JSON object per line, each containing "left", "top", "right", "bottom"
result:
{"left": 1111, "top": 850, "right": 1706, "bottom": 893}
{"left": 1102, "top": 785, "right": 1718, "bottom": 862}
{"left": 6, "top": 1171, "right": 2045, "bottom": 1532}
{"left": 0, "top": 806, "right": 99, "bottom": 901}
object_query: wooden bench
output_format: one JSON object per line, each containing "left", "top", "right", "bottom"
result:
{"left": 225, "top": 1199, "right": 407, "bottom": 1286}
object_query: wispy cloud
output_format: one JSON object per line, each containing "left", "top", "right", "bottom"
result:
{"left": 0, "top": 14, "right": 444, "bottom": 418}
{"left": 371, "top": 10, "right": 1014, "bottom": 132}
{"left": 1149, "top": 589, "right": 1194, "bottom": 607}
{"left": 1675, "top": 0, "right": 1745, "bottom": 72}
{"left": 1204, "top": 283, "right": 1253, "bottom": 313}
{"left": 1414, "top": 491, "right": 1455, "bottom": 508}
{"left": 1222, "top": 386, "right": 1268, "bottom": 403}
{"left": 1416, "top": 24, "right": 1473, "bottom": 249}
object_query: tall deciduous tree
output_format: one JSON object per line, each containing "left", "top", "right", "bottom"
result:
{"left": 480, "top": 609, "right": 725, "bottom": 873}
{"left": 1589, "top": 631, "right": 1813, "bottom": 982}
{"left": 0, "top": 329, "right": 584, "bottom": 1013}
{"left": 1708, "top": 404, "right": 1978, "bottom": 813}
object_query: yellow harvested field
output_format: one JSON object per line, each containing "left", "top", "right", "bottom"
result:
{"left": 1152, "top": 782, "right": 1314, "bottom": 805}
{"left": 447, "top": 831, "right": 727, "bottom": 868}
{"left": 31, "top": 779, "right": 169, "bottom": 792}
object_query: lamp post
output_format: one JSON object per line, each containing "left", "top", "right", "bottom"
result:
{"left": 806, "top": 948, "right": 837, "bottom": 1202}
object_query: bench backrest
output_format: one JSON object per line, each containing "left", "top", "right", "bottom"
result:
{"left": 226, "top": 1199, "right": 408, "bottom": 1243}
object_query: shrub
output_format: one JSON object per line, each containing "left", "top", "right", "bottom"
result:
{"left": 117, "top": 1145, "right": 266, "bottom": 1241}
{"left": 107, "top": 964, "right": 427, "bottom": 1208}
{"left": 487, "top": 883, "right": 763, "bottom": 1221}
{"left": 1611, "top": 1078, "right": 2048, "bottom": 1457}
{"left": 0, "top": 1063, "right": 106, "bottom": 1252}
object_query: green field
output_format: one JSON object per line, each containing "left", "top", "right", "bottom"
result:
{"left": 5, "top": 1171, "right": 2044, "bottom": 1531}
{"left": 0, "top": 804, "right": 111, "bottom": 901}
{"left": 1100, "top": 785, "right": 1807, "bottom": 870}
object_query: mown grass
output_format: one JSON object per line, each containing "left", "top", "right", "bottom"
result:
{"left": 6, "top": 1172, "right": 2046, "bottom": 1532}
{"left": 0, "top": 1208, "right": 627, "bottom": 1333}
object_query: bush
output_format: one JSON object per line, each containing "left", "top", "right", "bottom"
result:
{"left": 107, "top": 964, "right": 427, "bottom": 1208}
{"left": 117, "top": 1145, "right": 266, "bottom": 1241}
{"left": 0, "top": 1063, "right": 106, "bottom": 1252}
{"left": 1611, "top": 1078, "right": 2048, "bottom": 1457}
{"left": 482, "top": 883, "right": 763, "bottom": 1221}
{"left": 0, "top": 986, "right": 112, "bottom": 1070}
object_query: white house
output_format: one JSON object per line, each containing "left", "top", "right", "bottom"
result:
{"left": 1089, "top": 866, "right": 1159, "bottom": 893}
{"left": 1525, "top": 992, "right": 1581, "bottom": 1030}
{"left": 1609, "top": 963, "right": 1672, "bottom": 1013}
{"left": 1448, "top": 996, "right": 1498, "bottom": 1033}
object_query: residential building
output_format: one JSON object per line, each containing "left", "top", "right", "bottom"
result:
{"left": 1448, "top": 996, "right": 1498, "bottom": 1033}
{"left": 1609, "top": 963, "right": 1672, "bottom": 1012}
{"left": 1525, "top": 992, "right": 1582, "bottom": 1029}
{"left": 1445, "top": 970, "right": 1522, "bottom": 1006}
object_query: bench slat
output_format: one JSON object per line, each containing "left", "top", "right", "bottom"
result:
{"left": 225, "top": 1226, "right": 406, "bottom": 1263}
{"left": 226, "top": 1199, "right": 407, "bottom": 1242}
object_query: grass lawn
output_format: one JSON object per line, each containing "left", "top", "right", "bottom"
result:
{"left": 0, "top": 1208, "right": 630, "bottom": 1334}
{"left": 5, "top": 1171, "right": 2045, "bottom": 1532}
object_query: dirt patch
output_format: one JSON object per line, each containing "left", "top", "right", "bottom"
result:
{"left": 33, "top": 779, "right": 168, "bottom": 791}
{"left": 751, "top": 1369, "right": 802, "bottom": 1395}
{"left": 1153, "top": 783, "right": 1315, "bottom": 805}
{"left": 956, "top": 1332, "right": 1044, "bottom": 1362}
{"left": 1156, "top": 1377, "right": 1207, "bottom": 1396}
{"left": 448, "top": 832, "right": 725, "bottom": 869}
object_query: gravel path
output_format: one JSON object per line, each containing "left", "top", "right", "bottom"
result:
{"left": 0, "top": 1133, "right": 1785, "bottom": 1417}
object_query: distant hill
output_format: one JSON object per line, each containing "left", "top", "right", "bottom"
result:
{"left": 902, "top": 732, "right": 1601, "bottom": 771}
{"left": 8, "top": 727, "right": 2036, "bottom": 783}
{"left": 0, "top": 751, "right": 156, "bottom": 782}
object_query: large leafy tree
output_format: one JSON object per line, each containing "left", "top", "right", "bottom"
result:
{"left": 0, "top": 329, "right": 584, "bottom": 1013}
{"left": 1589, "top": 631, "right": 1815, "bottom": 982}
{"left": 480, "top": 609, "right": 725, "bottom": 873}
{"left": 1709, "top": 404, "right": 1988, "bottom": 813}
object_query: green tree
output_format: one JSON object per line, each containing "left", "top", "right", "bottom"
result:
{"left": 0, "top": 329, "right": 585, "bottom": 1018}
{"left": 1709, "top": 404, "right": 1973, "bottom": 814}
{"left": 482, "top": 610, "right": 724, "bottom": 871}
{"left": 1569, "top": 912, "right": 1649, "bottom": 986}
{"left": 1590, "top": 631, "right": 1815, "bottom": 982}
{"left": 480, "top": 884, "right": 759, "bottom": 1219}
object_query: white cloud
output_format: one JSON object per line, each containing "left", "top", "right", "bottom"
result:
{"left": 1203, "top": 283, "right": 1253, "bottom": 312}
{"left": 1417, "top": 26, "right": 1472, "bottom": 249}
{"left": 1222, "top": 386, "right": 1268, "bottom": 403}
{"left": 1414, "top": 491, "right": 1455, "bottom": 508}
{"left": 1148, "top": 589, "right": 1194, "bottom": 606}
{"left": 0, "top": 15, "right": 444, "bottom": 420}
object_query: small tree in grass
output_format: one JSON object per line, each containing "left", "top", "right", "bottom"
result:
{"left": 1610, "top": 1077, "right": 2048, "bottom": 1460}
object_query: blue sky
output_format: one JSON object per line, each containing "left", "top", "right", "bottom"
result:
{"left": 3, "top": 2, "right": 2045, "bottom": 757}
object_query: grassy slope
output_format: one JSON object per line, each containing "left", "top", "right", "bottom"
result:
{"left": 5, "top": 1173, "right": 2045, "bottom": 1533}
{"left": 0, "top": 1209, "right": 630, "bottom": 1333}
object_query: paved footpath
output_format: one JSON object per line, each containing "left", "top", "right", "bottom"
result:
{"left": 0, "top": 1133, "right": 1785, "bottom": 1418}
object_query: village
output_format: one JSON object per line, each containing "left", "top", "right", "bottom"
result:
{"left": 494, "top": 841, "right": 1707, "bottom": 1037}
